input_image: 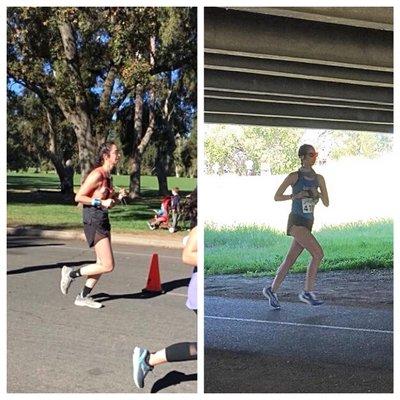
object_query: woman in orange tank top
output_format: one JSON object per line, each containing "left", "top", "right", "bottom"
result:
{"left": 59, "top": 141, "right": 126, "bottom": 308}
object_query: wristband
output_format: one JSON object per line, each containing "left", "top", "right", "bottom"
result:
{"left": 91, "top": 198, "right": 101, "bottom": 207}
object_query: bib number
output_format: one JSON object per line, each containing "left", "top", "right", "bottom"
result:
{"left": 302, "top": 198, "right": 314, "bottom": 214}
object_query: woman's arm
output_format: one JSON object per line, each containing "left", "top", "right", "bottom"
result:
{"left": 182, "top": 226, "right": 197, "bottom": 267}
{"left": 317, "top": 175, "right": 329, "bottom": 207}
{"left": 75, "top": 171, "right": 114, "bottom": 208}
{"left": 274, "top": 173, "right": 297, "bottom": 201}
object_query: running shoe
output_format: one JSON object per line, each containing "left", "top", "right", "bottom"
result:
{"left": 132, "top": 347, "right": 153, "bottom": 389}
{"left": 147, "top": 222, "right": 156, "bottom": 231}
{"left": 262, "top": 286, "right": 281, "bottom": 310}
{"left": 74, "top": 294, "right": 103, "bottom": 309}
{"left": 60, "top": 265, "right": 73, "bottom": 295}
{"left": 299, "top": 291, "right": 324, "bottom": 306}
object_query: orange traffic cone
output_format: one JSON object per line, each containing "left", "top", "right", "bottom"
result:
{"left": 142, "top": 253, "right": 163, "bottom": 293}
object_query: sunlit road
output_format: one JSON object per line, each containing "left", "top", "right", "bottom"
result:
{"left": 7, "top": 235, "right": 197, "bottom": 393}
{"left": 205, "top": 295, "right": 392, "bottom": 393}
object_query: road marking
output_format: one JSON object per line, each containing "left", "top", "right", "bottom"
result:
{"left": 205, "top": 315, "right": 393, "bottom": 335}
{"left": 50, "top": 245, "right": 182, "bottom": 260}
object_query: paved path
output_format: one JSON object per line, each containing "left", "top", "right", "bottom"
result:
{"left": 205, "top": 296, "right": 392, "bottom": 393}
{"left": 7, "top": 235, "right": 197, "bottom": 393}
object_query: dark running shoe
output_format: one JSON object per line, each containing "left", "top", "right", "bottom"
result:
{"left": 299, "top": 291, "right": 324, "bottom": 306}
{"left": 262, "top": 286, "right": 281, "bottom": 310}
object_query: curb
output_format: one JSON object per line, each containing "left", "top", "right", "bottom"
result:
{"left": 7, "top": 227, "right": 184, "bottom": 249}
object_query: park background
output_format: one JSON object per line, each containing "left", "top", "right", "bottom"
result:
{"left": 204, "top": 124, "right": 393, "bottom": 276}
{"left": 7, "top": 7, "right": 197, "bottom": 233}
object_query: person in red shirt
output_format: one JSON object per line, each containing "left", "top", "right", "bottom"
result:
{"left": 60, "top": 141, "right": 126, "bottom": 308}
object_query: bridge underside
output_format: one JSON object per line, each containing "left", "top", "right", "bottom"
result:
{"left": 204, "top": 7, "right": 393, "bottom": 133}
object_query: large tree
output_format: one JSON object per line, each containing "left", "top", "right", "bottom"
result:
{"left": 7, "top": 7, "right": 196, "bottom": 194}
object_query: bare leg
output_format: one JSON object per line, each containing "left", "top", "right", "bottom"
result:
{"left": 149, "top": 349, "right": 167, "bottom": 367}
{"left": 80, "top": 236, "right": 114, "bottom": 291}
{"left": 290, "top": 226, "right": 324, "bottom": 292}
{"left": 271, "top": 238, "right": 304, "bottom": 292}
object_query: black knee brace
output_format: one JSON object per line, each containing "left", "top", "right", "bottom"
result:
{"left": 165, "top": 342, "right": 197, "bottom": 362}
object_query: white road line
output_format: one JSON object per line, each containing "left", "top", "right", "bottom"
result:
{"left": 205, "top": 315, "right": 393, "bottom": 335}
{"left": 53, "top": 245, "right": 181, "bottom": 260}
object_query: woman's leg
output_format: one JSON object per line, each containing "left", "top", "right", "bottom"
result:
{"left": 76, "top": 236, "right": 114, "bottom": 297}
{"left": 271, "top": 238, "right": 304, "bottom": 292}
{"left": 290, "top": 226, "right": 324, "bottom": 292}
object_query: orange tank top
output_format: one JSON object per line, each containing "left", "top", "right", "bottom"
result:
{"left": 88, "top": 167, "right": 114, "bottom": 200}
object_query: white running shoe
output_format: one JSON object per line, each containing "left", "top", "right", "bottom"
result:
{"left": 60, "top": 265, "right": 73, "bottom": 295}
{"left": 74, "top": 294, "right": 103, "bottom": 309}
{"left": 132, "top": 347, "right": 153, "bottom": 389}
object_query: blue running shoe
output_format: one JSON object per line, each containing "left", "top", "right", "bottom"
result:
{"left": 262, "top": 286, "right": 281, "bottom": 310}
{"left": 132, "top": 347, "right": 153, "bottom": 389}
{"left": 299, "top": 291, "right": 324, "bottom": 306}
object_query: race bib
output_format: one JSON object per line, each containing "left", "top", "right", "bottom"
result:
{"left": 302, "top": 198, "right": 314, "bottom": 214}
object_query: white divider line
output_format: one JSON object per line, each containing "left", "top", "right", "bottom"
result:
{"left": 205, "top": 315, "right": 393, "bottom": 335}
{"left": 60, "top": 245, "right": 181, "bottom": 260}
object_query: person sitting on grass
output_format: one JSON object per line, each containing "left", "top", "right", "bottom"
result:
{"left": 147, "top": 196, "right": 171, "bottom": 230}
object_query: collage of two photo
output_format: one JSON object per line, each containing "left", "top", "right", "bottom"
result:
{"left": 6, "top": 6, "right": 393, "bottom": 395}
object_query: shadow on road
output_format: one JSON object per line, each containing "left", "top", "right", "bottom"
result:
{"left": 151, "top": 371, "right": 197, "bottom": 393}
{"left": 7, "top": 260, "right": 94, "bottom": 275}
{"left": 92, "top": 277, "right": 190, "bottom": 303}
{"left": 7, "top": 236, "right": 66, "bottom": 249}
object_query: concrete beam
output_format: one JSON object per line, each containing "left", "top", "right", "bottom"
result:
{"left": 205, "top": 8, "right": 393, "bottom": 70}
{"left": 205, "top": 53, "right": 393, "bottom": 87}
{"left": 206, "top": 70, "right": 393, "bottom": 105}
{"left": 227, "top": 7, "right": 393, "bottom": 31}
{"left": 205, "top": 98, "right": 392, "bottom": 125}
{"left": 205, "top": 113, "right": 393, "bottom": 134}
{"left": 204, "top": 90, "right": 393, "bottom": 112}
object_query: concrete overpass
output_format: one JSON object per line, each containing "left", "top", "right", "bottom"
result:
{"left": 204, "top": 7, "right": 393, "bottom": 133}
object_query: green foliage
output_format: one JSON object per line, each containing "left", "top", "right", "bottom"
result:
{"left": 205, "top": 125, "right": 393, "bottom": 175}
{"left": 204, "top": 125, "right": 302, "bottom": 175}
{"left": 329, "top": 131, "right": 393, "bottom": 160}
{"left": 205, "top": 221, "right": 393, "bottom": 275}
{"left": 7, "top": 7, "right": 197, "bottom": 185}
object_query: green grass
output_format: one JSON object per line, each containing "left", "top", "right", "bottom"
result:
{"left": 205, "top": 220, "right": 393, "bottom": 275}
{"left": 7, "top": 171, "right": 196, "bottom": 232}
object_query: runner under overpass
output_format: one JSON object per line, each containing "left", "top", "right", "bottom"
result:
{"left": 204, "top": 7, "right": 393, "bottom": 133}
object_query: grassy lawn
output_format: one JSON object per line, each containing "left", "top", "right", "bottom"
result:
{"left": 205, "top": 220, "right": 393, "bottom": 275}
{"left": 7, "top": 171, "right": 196, "bottom": 232}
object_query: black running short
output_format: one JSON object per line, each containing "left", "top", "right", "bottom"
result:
{"left": 82, "top": 206, "right": 111, "bottom": 247}
{"left": 287, "top": 212, "right": 314, "bottom": 236}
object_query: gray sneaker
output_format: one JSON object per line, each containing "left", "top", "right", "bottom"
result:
{"left": 299, "top": 291, "right": 324, "bottom": 306}
{"left": 262, "top": 286, "right": 281, "bottom": 310}
{"left": 132, "top": 347, "right": 153, "bottom": 389}
{"left": 60, "top": 265, "right": 73, "bottom": 295}
{"left": 74, "top": 294, "right": 103, "bottom": 309}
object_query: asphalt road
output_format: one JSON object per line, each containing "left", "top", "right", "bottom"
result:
{"left": 7, "top": 235, "right": 197, "bottom": 393}
{"left": 205, "top": 296, "right": 393, "bottom": 393}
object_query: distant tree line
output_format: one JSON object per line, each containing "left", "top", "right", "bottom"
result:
{"left": 204, "top": 125, "right": 393, "bottom": 175}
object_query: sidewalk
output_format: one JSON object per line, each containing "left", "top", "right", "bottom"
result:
{"left": 6, "top": 226, "right": 186, "bottom": 249}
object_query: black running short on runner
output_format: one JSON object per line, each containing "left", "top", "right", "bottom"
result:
{"left": 83, "top": 206, "right": 111, "bottom": 247}
{"left": 287, "top": 212, "right": 314, "bottom": 236}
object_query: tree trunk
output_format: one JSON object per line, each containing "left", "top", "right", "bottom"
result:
{"left": 155, "top": 148, "right": 169, "bottom": 196}
{"left": 58, "top": 20, "right": 97, "bottom": 181}
{"left": 128, "top": 36, "right": 157, "bottom": 198}
{"left": 43, "top": 107, "right": 67, "bottom": 191}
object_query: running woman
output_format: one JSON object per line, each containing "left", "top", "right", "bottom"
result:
{"left": 60, "top": 141, "right": 125, "bottom": 308}
{"left": 132, "top": 225, "right": 198, "bottom": 389}
{"left": 263, "top": 144, "right": 329, "bottom": 309}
